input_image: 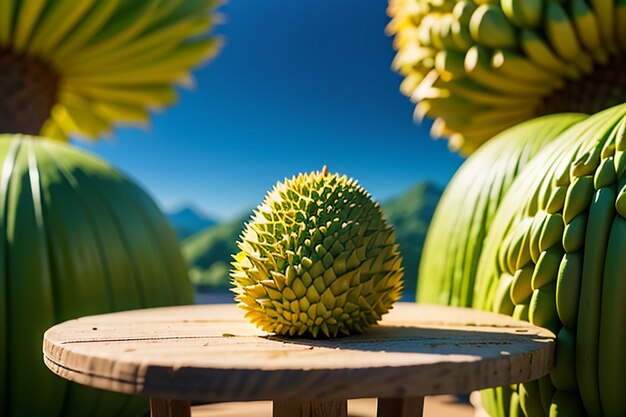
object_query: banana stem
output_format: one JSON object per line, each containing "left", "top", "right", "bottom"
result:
{"left": 0, "top": 48, "right": 59, "bottom": 136}
{"left": 537, "top": 56, "right": 626, "bottom": 116}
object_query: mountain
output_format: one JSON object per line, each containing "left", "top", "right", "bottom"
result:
{"left": 182, "top": 212, "right": 250, "bottom": 290}
{"left": 167, "top": 206, "right": 217, "bottom": 240}
{"left": 380, "top": 182, "right": 443, "bottom": 299}
{"left": 182, "top": 181, "right": 443, "bottom": 300}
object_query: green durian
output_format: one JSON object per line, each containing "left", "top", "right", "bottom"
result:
{"left": 231, "top": 167, "right": 404, "bottom": 338}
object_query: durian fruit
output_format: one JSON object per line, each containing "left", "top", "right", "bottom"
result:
{"left": 418, "top": 113, "right": 585, "bottom": 307}
{"left": 387, "top": 0, "right": 626, "bottom": 154}
{"left": 0, "top": 134, "right": 193, "bottom": 417}
{"left": 0, "top": 0, "right": 220, "bottom": 140}
{"left": 473, "top": 103, "right": 626, "bottom": 417}
{"left": 231, "top": 167, "right": 404, "bottom": 338}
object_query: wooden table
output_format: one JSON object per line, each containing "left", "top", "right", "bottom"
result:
{"left": 43, "top": 303, "right": 554, "bottom": 417}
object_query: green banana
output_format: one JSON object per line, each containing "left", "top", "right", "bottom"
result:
{"left": 545, "top": 1, "right": 585, "bottom": 62}
{"left": 469, "top": 4, "right": 517, "bottom": 48}
{"left": 538, "top": 213, "right": 565, "bottom": 251}
{"left": 491, "top": 50, "right": 563, "bottom": 88}
{"left": 500, "top": 0, "right": 543, "bottom": 28}
{"left": 519, "top": 30, "right": 580, "bottom": 79}
{"left": 549, "top": 327, "right": 578, "bottom": 392}
{"left": 520, "top": 381, "right": 547, "bottom": 417}
{"left": 493, "top": 273, "right": 515, "bottom": 315}
{"left": 562, "top": 213, "right": 587, "bottom": 252}
{"left": 510, "top": 391, "right": 523, "bottom": 417}
{"left": 569, "top": 0, "right": 606, "bottom": 63}
{"left": 546, "top": 186, "right": 567, "bottom": 214}
{"left": 513, "top": 300, "right": 530, "bottom": 321}
{"left": 555, "top": 251, "right": 583, "bottom": 330}
{"left": 598, "top": 215, "right": 626, "bottom": 415}
{"left": 532, "top": 245, "right": 564, "bottom": 290}
{"left": 590, "top": 0, "right": 616, "bottom": 51}
{"left": 563, "top": 176, "right": 595, "bottom": 223}
{"left": 530, "top": 211, "right": 548, "bottom": 262}
{"left": 576, "top": 186, "right": 616, "bottom": 416}
{"left": 549, "top": 391, "right": 586, "bottom": 417}
{"left": 538, "top": 376, "right": 556, "bottom": 416}
{"left": 464, "top": 45, "right": 554, "bottom": 96}
{"left": 511, "top": 263, "right": 534, "bottom": 305}
{"left": 530, "top": 281, "right": 560, "bottom": 334}
{"left": 595, "top": 157, "right": 617, "bottom": 189}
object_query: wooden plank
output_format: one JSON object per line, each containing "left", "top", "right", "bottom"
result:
{"left": 43, "top": 303, "right": 554, "bottom": 402}
{"left": 150, "top": 398, "right": 191, "bottom": 417}
{"left": 377, "top": 398, "right": 424, "bottom": 417}
{"left": 274, "top": 400, "right": 347, "bottom": 417}
{"left": 191, "top": 397, "right": 475, "bottom": 417}
{"left": 170, "top": 399, "right": 192, "bottom": 417}
{"left": 150, "top": 398, "right": 170, "bottom": 417}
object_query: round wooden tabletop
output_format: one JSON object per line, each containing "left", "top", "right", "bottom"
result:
{"left": 43, "top": 303, "right": 554, "bottom": 403}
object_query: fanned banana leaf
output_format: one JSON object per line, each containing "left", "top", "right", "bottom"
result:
{"left": 418, "top": 113, "right": 585, "bottom": 307}
{"left": 0, "top": 134, "right": 193, "bottom": 417}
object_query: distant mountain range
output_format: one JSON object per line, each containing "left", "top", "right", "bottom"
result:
{"left": 172, "top": 181, "right": 443, "bottom": 301}
{"left": 167, "top": 206, "right": 217, "bottom": 240}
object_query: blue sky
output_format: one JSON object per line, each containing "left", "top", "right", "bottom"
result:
{"left": 74, "top": 0, "right": 463, "bottom": 220}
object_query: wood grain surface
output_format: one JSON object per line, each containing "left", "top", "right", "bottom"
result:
{"left": 43, "top": 303, "right": 554, "bottom": 402}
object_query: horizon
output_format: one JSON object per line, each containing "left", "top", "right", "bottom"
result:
{"left": 168, "top": 178, "right": 445, "bottom": 222}
{"left": 73, "top": 0, "right": 463, "bottom": 219}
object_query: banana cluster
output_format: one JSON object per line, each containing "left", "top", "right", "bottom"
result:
{"left": 0, "top": 134, "right": 193, "bottom": 417}
{"left": 471, "top": 104, "right": 626, "bottom": 417}
{"left": 0, "top": 0, "right": 220, "bottom": 140}
{"left": 388, "top": 0, "right": 626, "bottom": 154}
{"left": 231, "top": 168, "right": 404, "bottom": 338}
{"left": 418, "top": 113, "right": 584, "bottom": 306}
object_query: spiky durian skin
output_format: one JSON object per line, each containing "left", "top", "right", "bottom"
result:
{"left": 231, "top": 170, "right": 404, "bottom": 338}
{"left": 388, "top": 0, "right": 626, "bottom": 154}
{"left": 0, "top": 0, "right": 220, "bottom": 140}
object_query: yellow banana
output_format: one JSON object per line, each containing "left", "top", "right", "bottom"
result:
{"left": 469, "top": 4, "right": 517, "bottom": 48}
{"left": 520, "top": 30, "right": 581, "bottom": 80}
{"left": 590, "top": 0, "right": 616, "bottom": 52}
{"left": 51, "top": 0, "right": 121, "bottom": 59}
{"left": 569, "top": 0, "right": 607, "bottom": 63}
{"left": 500, "top": 0, "right": 543, "bottom": 28}
{"left": 28, "top": 0, "right": 97, "bottom": 55}
{"left": 465, "top": 46, "right": 555, "bottom": 96}
{"left": 0, "top": 0, "right": 16, "bottom": 45}
{"left": 13, "top": 0, "right": 48, "bottom": 52}
{"left": 491, "top": 49, "right": 564, "bottom": 88}
{"left": 545, "top": 1, "right": 585, "bottom": 62}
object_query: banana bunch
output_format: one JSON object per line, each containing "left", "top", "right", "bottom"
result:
{"left": 418, "top": 113, "right": 584, "bottom": 306}
{"left": 0, "top": 0, "right": 220, "bottom": 140}
{"left": 388, "top": 0, "right": 626, "bottom": 154}
{"left": 472, "top": 103, "right": 626, "bottom": 417}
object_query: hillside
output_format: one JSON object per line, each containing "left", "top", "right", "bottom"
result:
{"left": 380, "top": 182, "right": 442, "bottom": 298}
{"left": 168, "top": 206, "right": 217, "bottom": 240}
{"left": 182, "top": 181, "right": 442, "bottom": 300}
{"left": 182, "top": 212, "right": 250, "bottom": 291}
